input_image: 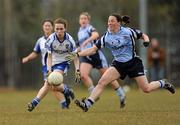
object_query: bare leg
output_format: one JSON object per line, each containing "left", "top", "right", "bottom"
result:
{"left": 89, "top": 67, "right": 120, "bottom": 101}
{"left": 99, "top": 67, "right": 126, "bottom": 108}
{"left": 134, "top": 75, "right": 161, "bottom": 93}
{"left": 36, "top": 81, "right": 50, "bottom": 99}
{"left": 134, "top": 75, "right": 175, "bottom": 94}
{"left": 80, "top": 62, "right": 94, "bottom": 93}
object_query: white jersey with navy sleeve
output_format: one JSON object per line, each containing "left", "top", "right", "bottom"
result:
{"left": 77, "top": 24, "right": 96, "bottom": 51}
{"left": 95, "top": 26, "right": 142, "bottom": 62}
{"left": 33, "top": 36, "right": 48, "bottom": 66}
{"left": 46, "top": 32, "right": 76, "bottom": 66}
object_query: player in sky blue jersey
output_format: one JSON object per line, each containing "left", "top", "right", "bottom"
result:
{"left": 66, "top": 13, "right": 175, "bottom": 112}
{"left": 46, "top": 18, "right": 80, "bottom": 103}
{"left": 22, "top": 19, "right": 74, "bottom": 112}
{"left": 77, "top": 12, "right": 126, "bottom": 108}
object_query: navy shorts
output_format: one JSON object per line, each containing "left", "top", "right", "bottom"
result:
{"left": 111, "top": 57, "right": 145, "bottom": 80}
{"left": 80, "top": 50, "right": 108, "bottom": 69}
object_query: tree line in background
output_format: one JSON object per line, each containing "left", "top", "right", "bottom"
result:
{"left": 0, "top": 0, "right": 179, "bottom": 88}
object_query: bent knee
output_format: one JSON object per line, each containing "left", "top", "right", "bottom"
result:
{"left": 142, "top": 87, "right": 151, "bottom": 93}
{"left": 81, "top": 75, "right": 89, "bottom": 82}
{"left": 51, "top": 86, "right": 58, "bottom": 91}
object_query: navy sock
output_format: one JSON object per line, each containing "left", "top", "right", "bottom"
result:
{"left": 159, "top": 80, "right": 165, "bottom": 88}
{"left": 31, "top": 97, "right": 40, "bottom": 107}
{"left": 63, "top": 84, "right": 69, "bottom": 94}
{"left": 60, "top": 99, "right": 67, "bottom": 109}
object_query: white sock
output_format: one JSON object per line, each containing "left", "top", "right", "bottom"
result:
{"left": 115, "top": 87, "right": 125, "bottom": 100}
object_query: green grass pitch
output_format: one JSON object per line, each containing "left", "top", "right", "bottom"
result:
{"left": 0, "top": 88, "right": 179, "bottom": 125}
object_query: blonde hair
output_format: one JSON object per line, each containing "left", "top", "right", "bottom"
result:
{"left": 80, "top": 12, "right": 91, "bottom": 20}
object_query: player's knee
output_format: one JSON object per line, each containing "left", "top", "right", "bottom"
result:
{"left": 81, "top": 74, "right": 89, "bottom": 82}
{"left": 51, "top": 86, "right": 58, "bottom": 91}
{"left": 142, "top": 86, "right": 151, "bottom": 93}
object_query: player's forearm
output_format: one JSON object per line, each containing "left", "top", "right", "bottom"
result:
{"left": 27, "top": 52, "right": 38, "bottom": 61}
{"left": 88, "top": 32, "right": 99, "bottom": 42}
{"left": 22, "top": 52, "right": 38, "bottom": 63}
{"left": 78, "top": 45, "right": 97, "bottom": 57}
{"left": 142, "top": 33, "right": 150, "bottom": 42}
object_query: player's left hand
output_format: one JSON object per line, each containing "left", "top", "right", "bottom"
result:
{"left": 65, "top": 52, "right": 79, "bottom": 61}
{"left": 75, "top": 69, "right": 81, "bottom": 84}
{"left": 143, "top": 41, "right": 150, "bottom": 47}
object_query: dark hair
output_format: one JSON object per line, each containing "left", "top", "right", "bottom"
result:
{"left": 42, "top": 19, "right": 53, "bottom": 26}
{"left": 110, "top": 13, "right": 130, "bottom": 25}
{"left": 54, "top": 18, "right": 68, "bottom": 28}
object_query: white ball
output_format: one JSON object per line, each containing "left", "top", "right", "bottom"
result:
{"left": 47, "top": 72, "right": 63, "bottom": 86}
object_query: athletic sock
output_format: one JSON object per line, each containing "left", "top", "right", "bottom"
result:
{"left": 159, "top": 80, "right": 165, "bottom": 88}
{"left": 115, "top": 87, "right": 125, "bottom": 100}
{"left": 31, "top": 97, "right": 40, "bottom": 107}
{"left": 85, "top": 98, "right": 94, "bottom": 108}
{"left": 63, "top": 84, "right": 69, "bottom": 94}
{"left": 60, "top": 99, "right": 67, "bottom": 109}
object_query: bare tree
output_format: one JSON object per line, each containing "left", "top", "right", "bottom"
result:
{"left": 4, "top": 0, "right": 19, "bottom": 88}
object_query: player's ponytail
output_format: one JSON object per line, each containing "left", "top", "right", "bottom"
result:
{"left": 121, "top": 15, "right": 130, "bottom": 25}
{"left": 110, "top": 13, "right": 130, "bottom": 25}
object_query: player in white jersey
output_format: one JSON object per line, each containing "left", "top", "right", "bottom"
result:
{"left": 66, "top": 13, "right": 175, "bottom": 112}
{"left": 77, "top": 12, "right": 126, "bottom": 108}
{"left": 46, "top": 18, "right": 80, "bottom": 100}
{"left": 22, "top": 19, "right": 73, "bottom": 112}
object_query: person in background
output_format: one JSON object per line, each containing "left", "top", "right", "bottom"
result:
{"left": 148, "top": 38, "right": 166, "bottom": 81}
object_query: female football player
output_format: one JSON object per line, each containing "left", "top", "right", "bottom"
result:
{"left": 76, "top": 12, "right": 126, "bottom": 108}
{"left": 46, "top": 18, "right": 80, "bottom": 101}
{"left": 66, "top": 13, "right": 175, "bottom": 112}
{"left": 22, "top": 19, "right": 74, "bottom": 112}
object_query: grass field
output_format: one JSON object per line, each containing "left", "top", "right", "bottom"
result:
{"left": 0, "top": 87, "right": 180, "bottom": 125}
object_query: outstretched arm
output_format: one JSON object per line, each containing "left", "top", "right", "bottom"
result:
{"left": 78, "top": 44, "right": 98, "bottom": 57}
{"left": 65, "top": 44, "right": 98, "bottom": 62}
{"left": 22, "top": 52, "right": 38, "bottom": 63}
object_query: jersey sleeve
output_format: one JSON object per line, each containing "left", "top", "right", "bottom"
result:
{"left": 88, "top": 25, "right": 97, "bottom": 35}
{"left": 129, "top": 28, "right": 143, "bottom": 39}
{"left": 95, "top": 34, "right": 106, "bottom": 49}
{"left": 69, "top": 36, "right": 77, "bottom": 52}
{"left": 45, "top": 35, "right": 54, "bottom": 54}
{"left": 33, "top": 39, "right": 41, "bottom": 54}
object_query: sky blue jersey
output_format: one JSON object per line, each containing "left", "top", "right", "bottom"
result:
{"left": 77, "top": 24, "right": 96, "bottom": 51}
{"left": 95, "top": 26, "right": 142, "bottom": 62}
{"left": 33, "top": 36, "right": 48, "bottom": 66}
